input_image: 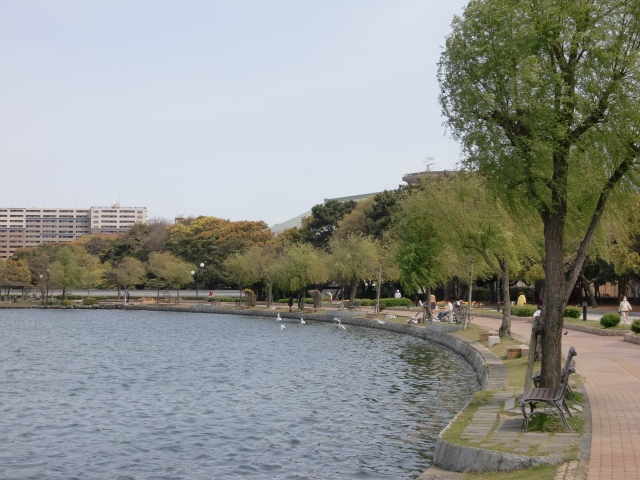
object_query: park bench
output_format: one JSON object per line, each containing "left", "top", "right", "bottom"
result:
{"left": 347, "top": 301, "right": 362, "bottom": 311}
{"left": 520, "top": 346, "right": 577, "bottom": 432}
{"left": 532, "top": 358, "right": 577, "bottom": 401}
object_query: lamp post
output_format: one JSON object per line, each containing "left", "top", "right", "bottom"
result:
{"left": 40, "top": 268, "right": 50, "bottom": 302}
{"left": 191, "top": 263, "right": 205, "bottom": 298}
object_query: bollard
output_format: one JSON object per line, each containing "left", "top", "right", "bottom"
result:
{"left": 583, "top": 301, "right": 587, "bottom": 321}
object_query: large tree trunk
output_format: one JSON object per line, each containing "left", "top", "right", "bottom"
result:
{"left": 498, "top": 258, "right": 512, "bottom": 337}
{"left": 539, "top": 215, "right": 567, "bottom": 388}
{"left": 266, "top": 282, "right": 273, "bottom": 307}
{"left": 349, "top": 282, "right": 358, "bottom": 304}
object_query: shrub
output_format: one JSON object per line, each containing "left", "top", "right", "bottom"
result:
{"left": 83, "top": 298, "right": 99, "bottom": 306}
{"left": 379, "top": 297, "right": 411, "bottom": 308}
{"left": 564, "top": 306, "right": 581, "bottom": 318}
{"left": 631, "top": 319, "right": 640, "bottom": 334}
{"left": 600, "top": 313, "right": 621, "bottom": 328}
{"left": 208, "top": 297, "right": 239, "bottom": 303}
{"left": 511, "top": 306, "right": 537, "bottom": 317}
{"left": 242, "top": 289, "right": 256, "bottom": 307}
{"left": 60, "top": 300, "right": 72, "bottom": 307}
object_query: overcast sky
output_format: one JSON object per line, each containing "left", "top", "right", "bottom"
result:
{"left": 1, "top": 0, "right": 468, "bottom": 226}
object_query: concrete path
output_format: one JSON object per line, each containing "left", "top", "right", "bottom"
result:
{"left": 471, "top": 316, "right": 640, "bottom": 480}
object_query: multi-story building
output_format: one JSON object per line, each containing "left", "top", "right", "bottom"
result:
{"left": 0, "top": 204, "right": 147, "bottom": 259}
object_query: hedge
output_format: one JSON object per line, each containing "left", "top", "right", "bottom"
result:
{"left": 564, "top": 306, "right": 581, "bottom": 318}
{"left": 208, "top": 297, "right": 239, "bottom": 303}
{"left": 511, "top": 306, "right": 537, "bottom": 317}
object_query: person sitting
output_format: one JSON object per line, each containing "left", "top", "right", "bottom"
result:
{"left": 437, "top": 299, "right": 453, "bottom": 320}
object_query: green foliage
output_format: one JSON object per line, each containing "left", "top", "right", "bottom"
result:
{"left": 270, "top": 243, "right": 328, "bottom": 293}
{"left": 83, "top": 297, "right": 99, "bottom": 306}
{"left": 631, "top": 319, "right": 640, "bottom": 334}
{"left": 60, "top": 300, "right": 72, "bottom": 307}
{"left": 147, "top": 252, "right": 193, "bottom": 292}
{"left": 299, "top": 199, "right": 357, "bottom": 248}
{"left": 379, "top": 297, "right": 411, "bottom": 308}
{"left": 50, "top": 246, "right": 84, "bottom": 298}
{"left": 600, "top": 313, "right": 621, "bottom": 328}
{"left": 111, "top": 257, "right": 147, "bottom": 290}
{"left": 511, "top": 306, "right": 537, "bottom": 317}
{"left": 564, "top": 307, "right": 581, "bottom": 319}
{"left": 207, "top": 297, "right": 237, "bottom": 302}
{"left": 365, "top": 187, "right": 414, "bottom": 239}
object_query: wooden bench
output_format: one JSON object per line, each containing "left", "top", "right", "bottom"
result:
{"left": 532, "top": 358, "right": 576, "bottom": 401}
{"left": 520, "top": 346, "right": 577, "bottom": 432}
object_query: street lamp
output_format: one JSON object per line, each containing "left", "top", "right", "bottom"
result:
{"left": 40, "top": 268, "right": 50, "bottom": 302}
{"left": 191, "top": 263, "right": 205, "bottom": 298}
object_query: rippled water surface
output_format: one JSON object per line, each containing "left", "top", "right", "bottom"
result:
{"left": 0, "top": 310, "right": 478, "bottom": 479}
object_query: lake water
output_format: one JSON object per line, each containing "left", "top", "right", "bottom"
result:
{"left": 0, "top": 309, "right": 478, "bottom": 480}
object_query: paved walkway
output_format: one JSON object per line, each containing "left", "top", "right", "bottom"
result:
{"left": 471, "top": 316, "right": 640, "bottom": 480}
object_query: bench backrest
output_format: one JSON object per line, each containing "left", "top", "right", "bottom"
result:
{"left": 556, "top": 346, "right": 577, "bottom": 400}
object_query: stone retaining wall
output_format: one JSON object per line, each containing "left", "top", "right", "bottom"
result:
{"left": 624, "top": 334, "right": 640, "bottom": 345}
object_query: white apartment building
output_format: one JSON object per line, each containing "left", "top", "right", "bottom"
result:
{"left": 0, "top": 204, "right": 147, "bottom": 259}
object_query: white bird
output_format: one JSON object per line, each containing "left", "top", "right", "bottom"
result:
{"left": 407, "top": 314, "right": 419, "bottom": 324}
{"left": 376, "top": 319, "right": 385, "bottom": 324}
{"left": 281, "top": 324, "right": 286, "bottom": 331}
{"left": 277, "top": 313, "right": 282, "bottom": 321}
{"left": 333, "top": 317, "right": 341, "bottom": 325}
{"left": 300, "top": 317, "right": 306, "bottom": 325}
{"left": 338, "top": 323, "right": 346, "bottom": 330}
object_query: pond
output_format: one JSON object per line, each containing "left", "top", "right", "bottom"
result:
{"left": 0, "top": 309, "right": 478, "bottom": 479}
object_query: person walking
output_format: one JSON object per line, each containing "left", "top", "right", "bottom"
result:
{"left": 619, "top": 296, "right": 632, "bottom": 324}
{"left": 517, "top": 291, "right": 527, "bottom": 306}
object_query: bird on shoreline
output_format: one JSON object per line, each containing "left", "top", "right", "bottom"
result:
{"left": 376, "top": 319, "right": 385, "bottom": 324}
{"left": 281, "top": 324, "right": 286, "bottom": 331}
{"left": 277, "top": 313, "right": 282, "bottom": 321}
{"left": 300, "top": 317, "right": 305, "bottom": 325}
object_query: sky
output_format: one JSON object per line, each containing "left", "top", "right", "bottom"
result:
{"left": 0, "top": 0, "right": 469, "bottom": 227}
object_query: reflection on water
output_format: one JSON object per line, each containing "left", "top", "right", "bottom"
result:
{"left": 0, "top": 309, "right": 478, "bottom": 479}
